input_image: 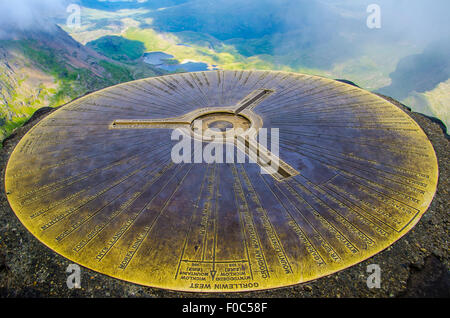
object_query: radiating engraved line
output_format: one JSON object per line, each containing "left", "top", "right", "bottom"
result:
{"left": 280, "top": 140, "right": 427, "bottom": 198}
{"left": 281, "top": 136, "right": 430, "bottom": 183}
{"left": 72, "top": 161, "right": 178, "bottom": 253}
{"left": 338, "top": 174, "right": 420, "bottom": 219}
{"left": 260, "top": 81, "right": 357, "bottom": 114}
{"left": 39, "top": 161, "right": 155, "bottom": 230}
{"left": 232, "top": 164, "right": 270, "bottom": 278}
{"left": 280, "top": 129, "right": 429, "bottom": 153}
{"left": 9, "top": 136, "right": 157, "bottom": 178}
{"left": 232, "top": 165, "right": 254, "bottom": 280}
{"left": 201, "top": 165, "right": 217, "bottom": 261}
{"left": 294, "top": 176, "right": 375, "bottom": 249}
{"left": 19, "top": 142, "right": 167, "bottom": 203}
{"left": 128, "top": 82, "right": 188, "bottom": 113}
{"left": 161, "top": 74, "right": 208, "bottom": 110}
{"left": 321, "top": 182, "right": 404, "bottom": 232}
{"left": 320, "top": 182, "right": 393, "bottom": 235}
{"left": 103, "top": 164, "right": 195, "bottom": 265}
{"left": 178, "top": 73, "right": 210, "bottom": 109}
{"left": 55, "top": 159, "right": 172, "bottom": 242}
{"left": 260, "top": 174, "right": 330, "bottom": 266}
{"left": 211, "top": 163, "right": 220, "bottom": 279}
{"left": 174, "top": 164, "right": 211, "bottom": 279}
{"left": 94, "top": 164, "right": 190, "bottom": 261}
{"left": 285, "top": 179, "right": 360, "bottom": 254}
{"left": 240, "top": 164, "right": 294, "bottom": 274}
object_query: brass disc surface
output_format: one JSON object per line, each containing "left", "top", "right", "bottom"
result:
{"left": 5, "top": 70, "right": 438, "bottom": 292}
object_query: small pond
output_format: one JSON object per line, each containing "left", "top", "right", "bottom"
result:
{"left": 143, "top": 51, "right": 214, "bottom": 72}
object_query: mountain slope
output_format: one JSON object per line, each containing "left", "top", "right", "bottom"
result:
{"left": 0, "top": 26, "right": 163, "bottom": 140}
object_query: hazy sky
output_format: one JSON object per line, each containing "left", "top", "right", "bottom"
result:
{"left": 340, "top": 0, "right": 450, "bottom": 44}
{"left": 1, "top": 0, "right": 449, "bottom": 43}
{"left": 0, "top": 0, "right": 69, "bottom": 37}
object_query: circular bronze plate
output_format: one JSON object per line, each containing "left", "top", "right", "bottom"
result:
{"left": 5, "top": 71, "right": 438, "bottom": 292}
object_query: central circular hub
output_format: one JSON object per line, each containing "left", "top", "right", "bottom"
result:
{"left": 191, "top": 112, "right": 251, "bottom": 138}
{"left": 208, "top": 120, "right": 234, "bottom": 132}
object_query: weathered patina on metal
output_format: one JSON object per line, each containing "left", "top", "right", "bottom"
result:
{"left": 5, "top": 71, "right": 438, "bottom": 292}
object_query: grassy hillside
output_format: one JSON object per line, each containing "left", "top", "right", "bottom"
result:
{"left": 86, "top": 35, "right": 146, "bottom": 61}
{"left": 0, "top": 27, "right": 163, "bottom": 142}
{"left": 403, "top": 79, "right": 450, "bottom": 130}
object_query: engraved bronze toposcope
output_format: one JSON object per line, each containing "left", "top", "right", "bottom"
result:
{"left": 5, "top": 70, "right": 438, "bottom": 292}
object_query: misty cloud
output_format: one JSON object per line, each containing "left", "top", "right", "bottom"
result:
{"left": 0, "top": 0, "right": 70, "bottom": 38}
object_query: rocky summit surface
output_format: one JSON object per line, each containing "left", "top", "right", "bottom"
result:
{"left": 0, "top": 97, "right": 448, "bottom": 298}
